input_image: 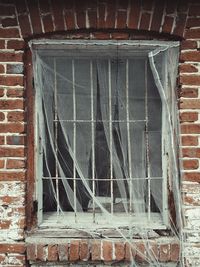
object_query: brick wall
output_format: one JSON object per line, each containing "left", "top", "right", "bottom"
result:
{"left": 0, "top": 0, "right": 199, "bottom": 266}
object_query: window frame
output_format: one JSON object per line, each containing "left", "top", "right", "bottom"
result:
{"left": 27, "top": 40, "right": 179, "bottom": 231}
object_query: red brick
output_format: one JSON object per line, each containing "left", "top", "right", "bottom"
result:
{"left": 0, "top": 255, "right": 5, "bottom": 263}
{"left": 58, "top": 244, "right": 68, "bottom": 261}
{"left": 111, "top": 33, "right": 129, "bottom": 39}
{"left": 0, "top": 28, "right": 20, "bottom": 38}
{"left": 151, "top": 0, "right": 164, "bottom": 32}
{"left": 92, "top": 32, "right": 110, "bottom": 39}
{"left": 0, "top": 76, "right": 23, "bottom": 86}
{"left": 185, "top": 28, "right": 200, "bottom": 39}
{"left": 36, "top": 244, "right": 47, "bottom": 261}
{"left": 115, "top": 242, "right": 125, "bottom": 261}
{"left": 0, "top": 112, "right": 5, "bottom": 121}
{"left": 0, "top": 89, "right": 4, "bottom": 97}
{"left": 180, "top": 99, "right": 200, "bottom": 109}
{"left": 179, "top": 64, "right": 198, "bottom": 73}
{"left": 180, "top": 75, "right": 200, "bottom": 86}
{"left": 182, "top": 147, "right": 200, "bottom": 158}
{"left": 97, "top": 2, "right": 106, "bottom": 28}
{"left": 0, "top": 172, "right": 25, "bottom": 181}
{"left": 7, "top": 40, "right": 25, "bottom": 50}
{"left": 173, "top": 13, "right": 187, "bottom": 37}
{"left": 116, "top": 10, "right": 127, "bottom": 29}
{"left": 183, "top": 172, "right": 200, "bottom": 182}
{"left": 187, "top": 18, "right": 200, "bottom": 28}
{"left": 88, "top": 9, "right": 97, "bottom": 28}
{"left": 181, "top": 40, "right": 197, "bottom": 50}
{"left": 0, "top": 220, "right": 11, "bottom": 229}
{"left": 48, "top": 244, "right": 58, "bottom": 261}
{"left": 91, "top": 240, "right": 101, "bottom": 261}
{"left": 69, "top": 240, "right": 79, "bottom": 261}
{"left": 159, "top": 244, "right": 170, "bottom": 262}
{"left": 7, "top": 135, "right": 25, "bottom": 145}
{"left": 64, "top": 10, "right": 75, "bottom": 30}
{"left": 182, "top": 136, "right": 198, "bottom": 146}
{"left": 27, "top": 244, "right": 36, "bottom": 260}
{"left": 80, "top": 240, "right": 89, "bottom": 261}
{"left": 0, "top": 243, "right": 25, "bottom": 254}
{"left": 0, "top": 52, "right": 23, "bottom": 62}
{"left": 7, "top": 89, "right": 24, "bottom": 98}
{"left": 0, "top": 136, "right": 4, "bottom": 145}
{"left": 103, "top": 241, "right": 113, "bottom": 262}
{"left": 147, "top": 241, "right": 158, "bottom": 262}
{"left": 135, "top": 242, "right": 146, "bottom": 263}
{"left": 139, "top": 12, "right": 150, "bottom": 31}
{"left": 0, "top": 100, "right": 24, "bottom": 110}
{"left": 0, "top": 5, "right": 15, "bottom": 16}
{"left": 189, "top": 4, "right": 200, "bottom": 16}
{"left": 2, "top": 18, "right": 18, "bottom": 27}
{"left": 7, "top": 111, "right": 25, "bottom": 122}
{"left": 105, "top": 1, "right": 116, "bottom": 28}
{"left": 0, "top": 123, "right": 25, "bottom": 133}
{"left": 0, "top": 147, "right": 25, "bottom": 157}
{"left": 128, "top": 0, "right": 140, "bottom": 29}
{"left": 0, "top": 65, "right": 5, "bottom": 74}
{"left": 7, "top": 159, "right": 25, "bottom": 169}
{"left": 181, "top": 51, "right": 200, "bottom": 62}
{"left": 125, "top": 242, "right": 136, "bottom": 261}
{"left": 0, "top": 159, "right": 4, "bottom": 168}
{"left": 0, "top": 40, "right": 5, "bottom": 49}
{"left": 180, "top": 112, "right": 198, "bottom": 122}
{"left": 27, "top": 0, "right": 43, "bottom": 34}
{"left": 162, "top": 16, "right": 174, "bottom": 34}
{"left": 42, "top": 14, "right": 54, "bottom": 33}
{"left": 51, "top": 0, "right": 65, "bottom": 31}
{"left": 0, "top": 195, "right": 24, "bottom": 205}
{"left": 183, "top": 159, "right": 199, "bottom": 170}
{"left": 18, "top": 14, "right": 32, "bottom": 37}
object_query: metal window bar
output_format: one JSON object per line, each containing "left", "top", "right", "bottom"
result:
{"left": 54, "top": 58, "right": 59, "bottom": 217}
{"left": 144, "top": 60, "right": 151, "bottom": 221}
{"left": 126, "top": 59, "right": 133, "bottom": 213}
{"left": 108, "top": 59, "right": 114, "bottom": 215}
{"left": 72, "top": 59, "right": 77, "bottom": 222}
{"left": 90, "top": 60, "right": 96, "bottom": 223}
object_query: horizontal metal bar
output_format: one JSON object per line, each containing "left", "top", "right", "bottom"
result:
{"left": 53, "top": 119, "right": 147, "bottom": 123}
{"left": 42, "top": 177, "right": 163, "bottom": 181}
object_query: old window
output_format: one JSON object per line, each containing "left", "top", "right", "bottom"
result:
{"left": 30, "top": 40, "right": 180, "bottom": 229}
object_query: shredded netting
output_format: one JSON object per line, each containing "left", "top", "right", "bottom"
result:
{"left": 30, "top": 40, "right": 183, "bottom": 266}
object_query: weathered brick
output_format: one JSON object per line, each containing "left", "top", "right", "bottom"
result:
{"left": 0, "top": 52, "right": 23, "bottom": 62}
{"left": 0, "top": 76, "right": 23, "bottom": 86}
{"left": 7, "top": 159, "right": 25, "bottom": 169}
{"left": 7, "top": 135, "right": 25, "bottom": 145}
{"left": 0, "top": 243, "right": 25, "bottom": 254}
{"left": 179, "top": 64, "right": 198, "bottom": 73}
{"left": 58, "top": 244, "right": 68, "bottom": 261}
{"left": 182, "top": 147, "right": 200, "bottom": 158}
{"left": 91, "top": 240, "right": 101, "bottom": 261}
{"left": 42, "top": 14, "right": 54, "bottom": 33}
{"left": 103, "top": 241, "right": 113, "bottom": 262}
{"left": 181, "top": 51, "right": 200, "bottom": 62}
{"left": 0, "top": 100, "right": 24, "bottom": 110}
{"left": 80, "top": 240, "right": 89, "bottom": 261}
{"left": 115, "top": 242, "right": 125, "bottom": 261}
{"left": 48, "top": 244, "right": 58, "bottom": 261}
{"left": 0, "top": 147, "right": 25, "bottom": 157}
{"left": 0, "top": 112, "right": 5, "bottom": 121}
{"left": 0, "top": 28, "right": 20, "bottom": 38}
{"left": 183, "top": 159, "right": 199, "bottom": 170}
{"left": 183, "top": 172, "right": 200, "bottom": 182}
{"left": 180, "top": 88, "right": 198, "bottom": 98}
{"left": 7, "top": 40, "right": 25, "bottom": 50}
{"left": 2, "top": 18, "right": 18, "bottom": 27}
{"left": 36, "top": 244, "right": 47, "bottom": 261}
{"left": 185, "top": 28, "right": 200, "bottom": 39}
{"left": 7, "top": 111, "right": 25, "bottom": 122}
{"left": 69, "top": 240, "right": 79, "bottom": 261}
{"left": 180, "top": 112, "right": 198, "bottom": 122}
{"left": 182, "top": 136, "right": 198, "bottom": 146}
{"left": 0, "top": 172, "right": 25, "bottom": 181}
{"left": 0, "top": 123, "right": 25, "bottom": 133}
{"left": 159, "top": 244, "right": 170, "bottom": 262}
{"left": 180, "top": 99, "right": 200, "bottom": 109}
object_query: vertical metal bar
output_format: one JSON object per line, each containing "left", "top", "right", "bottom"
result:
{"left": 126, "top": 59, "right": 133, "bottom": 213}
{"left": 108, "top": 60, "right": 114, "bottom": 215}
{"left": 72, "top": 59, "right": 77, "bottom": 222}
{"left": 145, "top": 60, "right": 151, "bottom": 221}
{"left": 90, "top": 60, "right": 95, "bottom": 223}
{"left": 54, "top": 58, "right": 59, "bottom": 217}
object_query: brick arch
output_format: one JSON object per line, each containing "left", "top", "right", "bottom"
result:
{"left": 15, "top": 0, "right": 188, "bottom": 39}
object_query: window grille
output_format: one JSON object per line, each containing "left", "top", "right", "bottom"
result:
{"left": 30, "top": 40, "right": 180, "bottom": 228}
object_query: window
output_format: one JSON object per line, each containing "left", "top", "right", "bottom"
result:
{"left": 30, "top": 40, "right": 179, "bottom": 229}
